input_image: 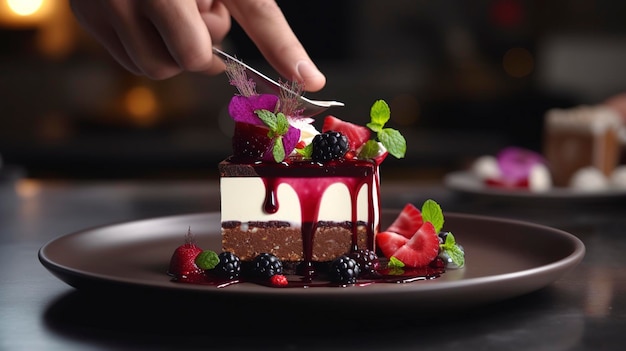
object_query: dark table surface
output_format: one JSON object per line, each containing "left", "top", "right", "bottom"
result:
{"left": 1, "top": 176, "right": 625, "bottom": 350}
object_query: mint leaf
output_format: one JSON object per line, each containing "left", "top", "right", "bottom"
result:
{"left": 272, "top": 137, "right": 285, "bottom": 162}
{"left": 358, "top": 140, "right": 381, "bottom": 159}
{"left": 388, "top": 256, "right": 405, "bottom": 268}
{"left": 274, "top": 112, "right": 290, "bottom": 136}
{"left": 370, "top": 99, "right": 391, "bottom": 127}
{"left": 440, "top": 233, "right": 465, "bottom": 268}
{"left": 362, "top": 99, "right": 407, "bottom": 161}
{"left": 255, "top": 109, "right": 277, "bottom": 130}
{"left": 254, "top": 109, "right": 290, "bottom": 162}
{"left": 378, "top": 128, "right": 406, "bottom": 159}
{"left": 195, "top": 250, "right": 219, "bottom": 270}
{"left": 366, "top": 122, "right": 383, "bottom": 133}
{"left": 295, "top": 143, "right": 313, "bottom": 158}
{"left": 422, "top": 199, "right": 444, "bottom": 232}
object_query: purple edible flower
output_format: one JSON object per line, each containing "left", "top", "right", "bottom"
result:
{"left": 497, "top": 146, "right": 547, "bottom": 181}
{"left": 228, "top": 94, "right": 279, "bottom": 125}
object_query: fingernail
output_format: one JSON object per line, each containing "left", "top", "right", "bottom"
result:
{"left": 296, "top": 60, "right": 324, "bottom": 82}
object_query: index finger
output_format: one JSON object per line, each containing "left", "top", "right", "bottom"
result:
{"left": 222, "top": 0, "right": 326, "bottom": 92}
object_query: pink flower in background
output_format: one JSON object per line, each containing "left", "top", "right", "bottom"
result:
{"left": 496, "top": 146, "right": 546, "bottom": 182}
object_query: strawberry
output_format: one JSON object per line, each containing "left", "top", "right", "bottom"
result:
{"left": 375, "top": 231, "right": 409, "bottom": 259}
{"left": 168, "top": 232, "right": 203, "bottom": 277}
{"left": 322, "top": 115, "right": 371, "bottom": 151}
{"left": 232, "top": 122, "right": 272, "bottom": 162}
{"left": 385, "top": 203, "right": 423, "bottom": 238}
{"left": 391, "top": 222, "right": 440, "bottom": 268}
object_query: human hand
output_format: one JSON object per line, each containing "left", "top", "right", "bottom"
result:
{"left": 69, "top": 0, "right": 326, "bottom": 92}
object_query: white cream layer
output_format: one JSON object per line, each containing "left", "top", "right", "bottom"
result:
{"left": 220, "top": 177, "right": 379, "bottom": 228}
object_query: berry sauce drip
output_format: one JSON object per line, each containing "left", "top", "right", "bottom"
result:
{"left": 258, "top": 160, "right": 378, "bottom": 280}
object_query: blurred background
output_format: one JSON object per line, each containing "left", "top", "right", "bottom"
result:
{"left": 1, "top": 0, "right": 626, "bottom": 181}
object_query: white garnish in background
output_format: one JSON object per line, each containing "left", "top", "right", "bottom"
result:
{"left": 570, "top": 167, "right": 610, "bottom": 191}
{"left": 610, "top": 165, "right": 626, "bottom": 189}
{"left": 471, "top": 155, "right": 501, "bottom": 180}
{"left": 528, "top": 164, "right": 552, "bottom": 192}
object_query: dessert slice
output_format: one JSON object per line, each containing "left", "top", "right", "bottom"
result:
{"left": 218, "top": 59, "right": 406, "bottom": 273}
{"left": 220, "top": 157, "right": 380, "bottom": 262}
{"left": 543, "top": 105, "right": 622, "bottom": 187}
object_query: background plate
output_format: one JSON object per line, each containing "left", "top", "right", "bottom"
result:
{"left": 39, "top": 211, "right": 585, "bottom": 313}
{"left": 445, "top": 170, "right": 626, "bottom": 202}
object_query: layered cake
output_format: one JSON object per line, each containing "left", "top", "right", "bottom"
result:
{"left": 217, "top": 60, "right": 398, "bottom": 269}
{"left": 167, "top": 57, "right": 465, "bottom": 287}
{"left": 220, "top": 160, "right": 379, "bottom": 262}
{"left": 543, "top": 105, "right": 622, "bottom": 187}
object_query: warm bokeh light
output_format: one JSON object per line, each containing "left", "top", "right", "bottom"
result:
{"left": 15, "top": 179, "right": 41, "bottom": 198}
{"left": 123, "top": 86, "right": 159, "bottom": 126}
{"left": 7, "top": 0, "right": 43, "bottom": 16}
{"left": 0, "top": 0, "right": 53, "bottom": 27}
{"left": 502, "top": 47, "right": 534, "bottom": 78}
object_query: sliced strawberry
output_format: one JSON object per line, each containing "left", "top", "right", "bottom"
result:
{"left": 322, "top": 115, "right": 371, "bottom": 151}
{"left": 168, "top": 234, "right": 203, "bottom": 277}
{"left": 385, "top": 203, "right": 423, "bottom": 238}
{"left": 391, "top": 222, "right": 440, "bottom": 268}
{"left": 232, "top": 122, "right": 272, "bottom": 162}
{"left": 375, "top": 231, "right": 409, "bottom": 259}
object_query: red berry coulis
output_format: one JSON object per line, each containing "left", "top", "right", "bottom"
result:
{"left": 169, "top": 158, "right": 447, "bottom": 288}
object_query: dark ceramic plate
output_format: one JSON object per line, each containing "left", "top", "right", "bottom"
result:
{"left": 39, "top": 211, "right": 584, "bottom": 312}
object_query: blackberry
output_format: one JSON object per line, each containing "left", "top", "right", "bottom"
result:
{"left": 214, "top": 251, "right": 241, "bottom": 279}
{"left": 438, "top": 231, "right": 451, "bottom": 245}
{"left": 348, "top": 249, "right": 380, "bottom": 275}
{"left": 329, "top": 255, "right": 361, "bottom": 284}
{"left": 252, "top": 253, "right": 283, "bottom": 279}
{"left": 311, "top": 131, "right": 348, "bottom": 162}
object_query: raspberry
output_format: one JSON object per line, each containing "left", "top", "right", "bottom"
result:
{"left": 214, "top": 251, "right": 241, "bottom": 279}
{"left": 270, "top": 274, "right": 289, "bottom": 287}
{"left": 348, "top": 249, "right": 380, "bottom": 275}
{"left": 311, "top": 131, "right": 348, "bottom": 162}
{"left": 329, "top": 255, "right": 361, "bottom": 284}
{"left": 252, "top": 253, "right": 283, "bottom": 279}
{"left": 232, "top": 122, "right": 272, "bottom": 162}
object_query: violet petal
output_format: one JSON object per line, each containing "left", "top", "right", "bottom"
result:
{"left": 497, "top": 146, "right": 546, "bottom": 181}
{"left": 228, "top": 94, "right": 279, "bottom": 125}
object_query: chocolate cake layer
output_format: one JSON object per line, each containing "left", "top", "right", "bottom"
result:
{"left": 222, "top": 221, "right": 369, "bottom": 261}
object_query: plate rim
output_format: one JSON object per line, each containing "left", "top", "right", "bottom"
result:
{"left": 38, "top": 211, "right": 586, "bottom": 303}
{"left": 444, "top": 170, "right": 626, "bottom": 200}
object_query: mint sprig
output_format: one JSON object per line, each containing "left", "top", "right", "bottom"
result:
{"left": 388, "top": 256, "right": 405, "bottom": 268}
{"left": 440, "top": 232, "right": 465, "bottom": 268}
{"left": 422, "top": 199, "right": 444, "bottom": 232}
{"left": 364, "top": 100, "right": 406, "bottom": 159}
{"left": 358, "top": 140, "right": 381, "bottom": 159}
{"left": 255, "top": 109, "right": 290, "bottom": 162}
{"left": 195, "top": 250, "right": 220, "bottom": 270}
{"left": 295, "top": 143, "right": 313, "bottom": 158}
